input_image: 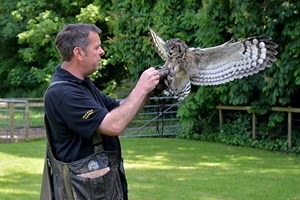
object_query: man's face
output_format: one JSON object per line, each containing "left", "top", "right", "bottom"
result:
{"left": 82, "top": 31, "right": 105, "bottom": 75}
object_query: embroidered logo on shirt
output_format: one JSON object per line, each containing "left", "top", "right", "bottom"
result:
{"left": 83, "top": 109, "right": 94, "bottom": 119}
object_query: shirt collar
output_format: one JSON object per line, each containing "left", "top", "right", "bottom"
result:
{"left": 52, "top": 65, "right": 91, "bottom": 84}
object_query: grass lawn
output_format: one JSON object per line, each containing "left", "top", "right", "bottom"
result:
{"left": 0, "top": 138, "right": 299, "bottom": 200}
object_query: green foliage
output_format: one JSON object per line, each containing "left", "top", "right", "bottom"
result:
{"left": 0, "top": 0, "right": 300, "bottom": 151}
{"left": 173, "top": 0, "right": 300, "bottom": 151}
{"left": 0, "top": 0, "right": 112, "bottom": 96}
{"left": 178, "top": 112, "right": 300, "bottom": 154}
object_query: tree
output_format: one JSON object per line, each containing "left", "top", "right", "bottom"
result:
{"left": 0, "top": 0, "right": 300, "bottom": 124}
{"left": 0, "top": 0, "right": 113, "bottom": 96}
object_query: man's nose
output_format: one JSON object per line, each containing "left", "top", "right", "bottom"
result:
{"left": 100, "top": 47, "right": 105, "bottom": 56}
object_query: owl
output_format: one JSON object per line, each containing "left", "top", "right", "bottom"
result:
{"left": 149, "top": 28, "right": 278, "bottom": 100}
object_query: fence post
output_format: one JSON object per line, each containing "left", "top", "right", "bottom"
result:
{"left": 25, "top": 101, "right": 30, "bottom": 140}
{"left": 8, "top": 102, "right": 15, "bottom": 142}
{"left": 219, "top": 108, "right": 223, "bottom": 128}
{"left": 252, "top": 113, "right": 256, "bottom": 140}
{"left": 288, "top": 108, "right": 292, "bottom": 150}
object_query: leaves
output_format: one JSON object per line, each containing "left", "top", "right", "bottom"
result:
{"left": 0, "top": 0, "right": 300, "bottom": 110}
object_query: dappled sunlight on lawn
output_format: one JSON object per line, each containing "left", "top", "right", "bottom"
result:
{"left": 121, "top": 138, "right": 300, "bottom": 200}
{"left": 196, "top": 161, "right": 228, "bottom": 167}
{"left": 226, "top": 155, "right": 263, "bottom": 161}
{"left": 242, "top": 168, "right": 300, "bottom": 175}
{"left": 0, "top": 139, "right": 299, "bottom": 200}
{"left": 0, "top": 187, "right": 39, "bottom": 196}
{"left": 0, "top": 141, "right": 45, "bottom": 200}
{"left": 0, "top": 169, "right": 43, "bottom": 199}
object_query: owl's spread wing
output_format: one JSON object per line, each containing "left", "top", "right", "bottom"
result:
{"left": 149, "top": 28, "right": 169, "bottom": 61}
{"left": 188, "top": 36, "right": 278, "bottom": 86}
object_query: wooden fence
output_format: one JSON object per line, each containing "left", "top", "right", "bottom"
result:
{"left": 217, "top": 105, "right": 300, "bottom": 150}
{"left": 1, "top": 98, "right": 299, "bottom": 149}
{"left": 0, "top": 98, "right": 43, "bottom": 142}
{"left": 0, "top": 97, "right": 180, "bottom": 141}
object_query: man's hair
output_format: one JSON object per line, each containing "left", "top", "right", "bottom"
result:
{"left": 55, "top": 24, "right": 102, "bottom": 62}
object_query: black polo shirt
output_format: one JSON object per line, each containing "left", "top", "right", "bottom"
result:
{"left": 44, "top": 65, "right": 121, "bottom": 162}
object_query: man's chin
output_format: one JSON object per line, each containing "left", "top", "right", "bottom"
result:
{"left": 95, "top": 63, "right": 101, "bottom": 70}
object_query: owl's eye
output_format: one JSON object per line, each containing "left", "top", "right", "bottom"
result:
{"left": 171, "top": 46, "right": 177, "bottom": 51}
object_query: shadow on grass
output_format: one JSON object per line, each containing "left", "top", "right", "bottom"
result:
{"left": 0, "top": 172, "right": 41, "bottom": 200}
{"left": 121, "top": 138, "right": 300, "bottom": 200}
{"left": 0, "top": 139, "right": 46, "bottom": 159}
{"left": 0, "top": 138, "right": 299, "bottom": 200}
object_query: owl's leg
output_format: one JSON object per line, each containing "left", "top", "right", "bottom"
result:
{"left": 151, "top": 67, "right": 170, "bottom": 96}
{"left": 164, "top": 74, "right": 174, "bottom": 96}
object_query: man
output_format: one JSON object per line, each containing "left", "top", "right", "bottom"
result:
{"left": 44, "top": 23, "right": 163, "bottom": 199}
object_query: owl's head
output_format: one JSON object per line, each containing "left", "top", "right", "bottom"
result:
{"left": 165, "top": 39, "right": 188, "bottom": 59}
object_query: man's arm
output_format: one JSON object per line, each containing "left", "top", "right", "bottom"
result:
{"left": 97, "top": 67, "right": 160, "bottom": 136}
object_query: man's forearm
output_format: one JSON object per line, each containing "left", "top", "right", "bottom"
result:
{"left": 98, "top": 87, "right": 150, "bottom": 136}
{"left": 97, "top": 67, "right": 160, "bottom": 136}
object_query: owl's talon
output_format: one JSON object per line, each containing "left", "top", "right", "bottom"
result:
{"left": 174, "top": 66, "right": 180, "bottom": 73}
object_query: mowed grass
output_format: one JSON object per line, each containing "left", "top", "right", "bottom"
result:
{"left": 0, "top": 138, "right": 299, "bottom": 200}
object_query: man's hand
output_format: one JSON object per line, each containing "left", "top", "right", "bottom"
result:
{"left": 135, "top": 67, "right": 161, "bottom": 95}
{"left": 97, "top": 67, "right": 169, "bottom": 136}
{"left": 98, "top": 67, "right": 163, "bottom": 136}
{"left": 151, "top": 67, "right": 169, "bottom": 96}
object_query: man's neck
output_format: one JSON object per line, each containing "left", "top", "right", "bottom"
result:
{"left": 61, "top": 61, "right": 85, "bottom": 80}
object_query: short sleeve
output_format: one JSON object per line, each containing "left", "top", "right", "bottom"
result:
{"left": 57, "top": 90, "right": 108, "bottom": 140}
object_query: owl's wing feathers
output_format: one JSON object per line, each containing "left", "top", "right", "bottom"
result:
{"left": 149, "top": 28, "right": 169, "bottom": 61}
{"left": 188, "top": 36, "right": 278, "bottom": 86}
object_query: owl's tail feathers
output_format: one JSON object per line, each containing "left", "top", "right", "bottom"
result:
{"left": 174, "top": 82, "right": 191, "bottom": 101}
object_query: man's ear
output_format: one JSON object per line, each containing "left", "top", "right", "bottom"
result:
{"left": 73, "top": 47, "right": 85, "bottom": 61}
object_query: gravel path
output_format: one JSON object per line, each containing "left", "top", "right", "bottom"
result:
{"left": 0, "top": 127, "right": 46, "bottom": 142}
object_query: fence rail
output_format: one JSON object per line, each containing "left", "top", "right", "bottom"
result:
{"left": 216, "top": 105, "right": 300, "bottom": 150}
{"left": 122, "top": 97, "right": 181, "bottom": 137}
{"left": 0, "top": 97, "right": 180, "bottom": 141}
{"left": 0, "top": 99, "right": 30, "bottom": 142}
{"left": 1, "top": 98, "right": 299, "bottom": 149}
